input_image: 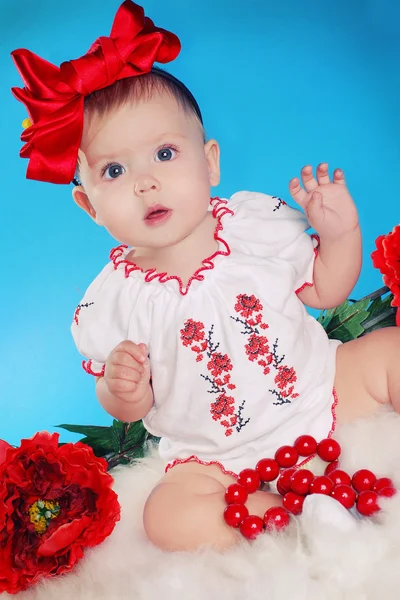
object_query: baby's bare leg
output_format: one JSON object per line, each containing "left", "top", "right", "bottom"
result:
{"left": 334, "top": 327, "right": 400, "bottom": 424}
{"left": 143, "top": 462, "right": 282, "bottom": 551}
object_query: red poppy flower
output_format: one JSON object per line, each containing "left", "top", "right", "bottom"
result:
{"left": 0, "top": 432, "right": 120, "bottom": 594}
{"left": 372, "top": 225, "right": 400, "bottom": 325}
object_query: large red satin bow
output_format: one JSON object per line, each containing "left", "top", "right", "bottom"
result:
{"left": 11, "top": 1, "right": 181, "bottom": 184}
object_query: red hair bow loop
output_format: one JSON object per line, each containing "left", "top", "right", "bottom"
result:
{"left": 11, "top": 1, "right": 181, "bottom": 184}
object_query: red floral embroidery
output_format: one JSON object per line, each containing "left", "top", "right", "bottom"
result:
{"left": 207, "top": 353, "right": 233, "bottom": 377}
{"left": 180, "top": 320, "right": 250, "bottom": 436}
{"left": 232, "top": 294, "right": 299, "bottom": 405}
{"left": 181, "top": 320, "right": 205, "bottom": 346}
{"left": 234, "top": 294, "right": 263, "bottom": 319}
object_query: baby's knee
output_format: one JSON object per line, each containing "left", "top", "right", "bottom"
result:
{"left": 143, "top": 479, "right": 237, "bottom": 552}
{"left": 143, "top": 482, "right": 181, "bottom": 550}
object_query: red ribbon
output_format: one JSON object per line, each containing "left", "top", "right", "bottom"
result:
{"left": 11, "top": 1, "right": 181, "bottom": 184}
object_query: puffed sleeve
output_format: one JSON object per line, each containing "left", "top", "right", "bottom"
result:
{"left": 71, "top": 261, "right": 149, "bottom": 376}
{"left": 225, "top": 191, "right": 319, "bottom": 293}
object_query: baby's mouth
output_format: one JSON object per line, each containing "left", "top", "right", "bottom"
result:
{"left": 144, "top": 204, "right": 172, "bottom": 225}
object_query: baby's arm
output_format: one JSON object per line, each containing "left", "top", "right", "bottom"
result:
{"left": 96, "top": 340, "right": 154, "bottom": 422}
{"left": 297, "top": 225, "right": 362, "bottom": 309}
{"left": 290, "top": 164, "right": 362, "bottom": 309}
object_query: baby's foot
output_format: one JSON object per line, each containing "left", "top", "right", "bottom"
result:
{"left": 302, "top": 494, "right": 358, "bottom": 532}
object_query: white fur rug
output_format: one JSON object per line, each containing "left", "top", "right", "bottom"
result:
{"left": 8, "top": 408, "right": 400, "bottom": 600}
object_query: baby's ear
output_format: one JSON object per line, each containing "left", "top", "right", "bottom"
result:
{"left": 72, "top": 186, "right": 103, "bottom": 226}
{"left": 204, "top": 139, "right": 221, "bottom": 187}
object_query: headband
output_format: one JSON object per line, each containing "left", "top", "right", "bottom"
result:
{"left": 11, "top": 1, "right": 181, "bottom": 184}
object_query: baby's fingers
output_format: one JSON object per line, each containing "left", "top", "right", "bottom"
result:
{"left": 333, "top": 168, "right": 346, "bottom": 185}
{"left": 114, "top": 340, "right": 148, "bottom": 364}
{"left": 105, "top": 376, "right": 139, "bottom": 395}
{"left": 289, "top": 177, "right": 307, "bottom": 207}
{"left": 105, "top": 360, "right": 143, "bottom": 382}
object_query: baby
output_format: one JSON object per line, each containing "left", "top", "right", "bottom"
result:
{"left": 12, "top": 1, "right": 400, "bottom": 552}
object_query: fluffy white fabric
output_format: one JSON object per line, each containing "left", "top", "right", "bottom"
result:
{"left": 9, "top": 408, "right": 400, "bottom": 600}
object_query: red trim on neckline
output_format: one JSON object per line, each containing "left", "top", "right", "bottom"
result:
{"left": 109, "top": 198, "right": 233, "bottom": 296}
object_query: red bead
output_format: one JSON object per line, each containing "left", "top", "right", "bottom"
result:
{"left": 330, "top": 484, "right": 357, "bottom": 509}
{"left": 223, "top": 503, "right": 249, "bottom": 528}
{"left": 351, "top": 469, "right": 377, "bottom": 493}
{"left": 276, "top": 468, "right": 296, "bottom": 496}
{"left": 378, "top": 487, "right": 396, "bottom": 498}
{"left": 309, "top": 476, "right": 334, "bottom": 495}
{"left": 372, "top": 477, "right": 394, "bottom": 493}
{"left": 356, "top": 490, "right": 380, "bottom": 516}
{"left": 327, "top": 469, "right": 352, "bottom": 487}
{"left": 225, "top": 483, "right": 248, "bottom": 505}
{"left": 290, "top": 469, "right": 314, "bottom": 495}
{"left": 282, "top": 491, "right": 304, "bottom": 515}
{"left": 316, "top": 438, "right": 341, "bottom": 462}
{"left": 264, "top": 506, "right": 290, "bottom": 531}
{"left": 275, "top": 445, "right": 299, "bottom": 468}
{"left": 324, "top": 460, "right": 339, "bottom": 476}
{"left": 237, "top": 468, "right": 261, "bottom": 493}
{"left": 294, "top": 435, "right": 317, "bottom": 457}
{"left": 239, "top": 515, "right": 264, "bottom": 539}
{"left": 256, "top": 458, "right": 280, "bottom": 482}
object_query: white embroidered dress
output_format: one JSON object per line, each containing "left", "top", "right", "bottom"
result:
{"left": 72, "top": 192, "right": 341, "bottom": 475}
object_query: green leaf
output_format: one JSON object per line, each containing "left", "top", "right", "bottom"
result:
{"left": 56, "top": 423, "right": 115, "bottom": 456}
{"left": 110, "top": 420, "right": 125, "bottom": 454}
{"left": 76, "top": 437, "right": 112, "bottom": 457}
{"left": 56, "top": 423, "right": 113, "bottom": 437}
{"left": 318, "top": 298, "right": 370, "bottom": 341}
{"left": 122, "top": 421, "right": 148, "bottom": 452}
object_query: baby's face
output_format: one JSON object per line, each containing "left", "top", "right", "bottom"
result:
{"left": 74, "top": 90, "right": 220, "bottom": 250}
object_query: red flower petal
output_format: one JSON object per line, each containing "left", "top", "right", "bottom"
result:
{"left": 38, "top": 515, "right": 92, "bottom": 557}
{"left": 0, "top": 440, "right": 12, "bottom": 465}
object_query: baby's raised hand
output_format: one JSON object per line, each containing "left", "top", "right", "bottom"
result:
{"left": 289, "top": 164, "right": 359, "bottom": 240}
{"left": 104, "top": 340, "right": 151, "bottom": 404}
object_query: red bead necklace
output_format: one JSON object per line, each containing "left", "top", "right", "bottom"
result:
{"left": 223, "top": 435, "right": 396, "bottom": 539}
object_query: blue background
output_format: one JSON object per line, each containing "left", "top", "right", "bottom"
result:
{"left": 1, "top": 0, "right": 399, "bottom": 445}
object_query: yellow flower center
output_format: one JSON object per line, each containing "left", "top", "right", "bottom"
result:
{"left": 28, "top": 499, "right": 60, "bottom": 534}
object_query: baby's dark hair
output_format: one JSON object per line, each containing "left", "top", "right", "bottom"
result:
{"left": 73, "top": 67, "right": 204, "bottom": 185}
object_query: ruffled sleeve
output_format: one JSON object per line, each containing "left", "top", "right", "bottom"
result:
{"left": 71, "top": 261, "right": 149, "bottom": 376}
{"left": 225, "top": 191, "right": 319, "bottom": 293}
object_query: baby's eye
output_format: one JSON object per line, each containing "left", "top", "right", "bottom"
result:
{"left": 155, "top": 146, "right": 177, "bottom": 162}
{"left": 102, "top": 163, "right": 125, "bottom": 179}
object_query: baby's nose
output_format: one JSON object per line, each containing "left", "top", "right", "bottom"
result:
{"left": 134, "top": 175, "right": 160, "bottom": 195}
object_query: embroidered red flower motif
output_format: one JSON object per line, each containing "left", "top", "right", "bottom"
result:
{"left": 0, "top": 432, "right": 120, "bottom": 594}
{"left": 233, "top": 293, "right": 300, "bottom": 405}
{"left": 372, "top": 226, "right": 400, "bottom": 325}
{"left": 275, "top": 366, "right": 297, "bottom": 389}
{"left": 181, "top": 320, "right": 250, "bottom": 435}
{"left": 245, "top": 334, "right": 270, "bottom": 362}
{"left": 207, "top": 353, "right": 233, "bottom": 377}
{"left": 180, "top": 319, "right": 206, "bottom": 346}
{"left": 234, "top": 294, "right": 263, "bottom": 318}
